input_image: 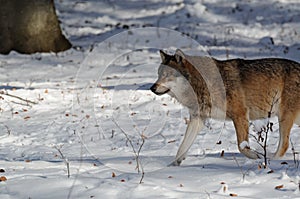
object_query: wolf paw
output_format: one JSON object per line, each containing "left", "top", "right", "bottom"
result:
{"left": 168, "top": 160, "right": 181, "bottom": 166}
{"left": 239, "top": 141, "right": 260, "bottom": 159}
{"left": 240, "top": 148, "right": 261, "bottom": 159}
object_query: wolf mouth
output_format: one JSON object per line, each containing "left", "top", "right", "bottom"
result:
{"left": 154, "top": 88, "right": 170, "bottom": 95}
{"left": 150, "top": 84, "right": 170, "bottom": 95}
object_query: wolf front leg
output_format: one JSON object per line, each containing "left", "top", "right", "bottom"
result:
{"left": 171, "top": 117, "right": 204, "bottom": 166}
{"left": 232, "top": 115, "right": 260, "bottom": 159}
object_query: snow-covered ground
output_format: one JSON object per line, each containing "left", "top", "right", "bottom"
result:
{"left": 1, "top": 0, "right": 300, "bottom": 198}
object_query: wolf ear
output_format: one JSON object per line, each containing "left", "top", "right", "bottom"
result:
{"left": 174, "top": 49, "right": 185, "bottom": 63}
{"left": 159, "top": 50, "right": 168, "bottom": 63}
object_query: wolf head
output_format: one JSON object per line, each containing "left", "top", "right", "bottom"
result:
{"left": 150, "top": 49, "right": 199, "bottom": 109}
{"left": 151, "top": 49, "right": 226, "bottom": 119}
{"left": 150, "top": 49, "right": 187, "bottom": 95}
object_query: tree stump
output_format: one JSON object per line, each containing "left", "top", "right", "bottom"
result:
{"left": 0, "top": 0, "right": 71, "bottom": 54}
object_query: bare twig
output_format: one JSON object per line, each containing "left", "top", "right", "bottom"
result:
{"left": 4, "top": 125, "right": 11, "bottom": 135}
{"left": 251, "top": 92, "right": 279, "bottom": 168}
{"left": 233, "top": 154, "right": 256, "bottom": 182}
{"left": 253, "top": 123, "right": 272, "bottom": 168}
{"left": 112, "top": 119, "right": 142, "bottom": 172}
{"left": 0, "top": 91, "right": 38, "bottom": 105}
{"left": 290, "top": 139, "right": 299, "bottom": 169}
{"left": 10, "top": 100, "right": 33, "bottom": 107}
{"left": 233, "top": 155, "right": 246, "bottom": 181}
{"left": 204, "top": 190, "right": 212, "bottom": 199}
{"left": 112, "top": 119, "right": 146, "bottom": 183}
{"left": 55, "top": 146, "right": 70, "bottom": 178}
{"left": 139, "top": 171, "right": 145, "bottom": 184}
{"left": 112, "top": 119, "right": 139, "bottom": 170}
{"left": 138, "top": 138, "right": 145, "bottom": 184}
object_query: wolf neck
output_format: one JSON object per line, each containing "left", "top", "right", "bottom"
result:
{"left": 177, "top": 56, "right": 216, "bottom": 118}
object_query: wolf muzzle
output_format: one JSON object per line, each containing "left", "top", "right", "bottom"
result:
{"left": 150, "top": 83, "right": 159, "bottom": 93}
{"left": 150, "top": 83, "right": 170, "bottom": 95}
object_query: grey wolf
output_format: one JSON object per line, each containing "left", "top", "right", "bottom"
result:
{"left": 151, "top": 49, "right": 300, "bottom": 166}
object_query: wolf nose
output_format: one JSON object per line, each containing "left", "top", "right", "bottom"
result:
{"left": 150, "top": 83, "right": 157, "bottom": 93}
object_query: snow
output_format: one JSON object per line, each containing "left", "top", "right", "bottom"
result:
{"left": 1, "top": 0, "right": 300, "bottom": 198}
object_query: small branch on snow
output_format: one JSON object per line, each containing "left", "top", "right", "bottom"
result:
{"left": 4, "top": 124, "right": 11, "bottom": 135}
{"left": 233, "top": 155, "right": 247, "bottom": 181}
{"left": 138, "top": 137, "right": 145, "bottom": 184}
{"left": 250, "top": 91, "right": 279, "bottom": 168}
{"left": 233, "top": 154, "right": 256, "bottom": 182}
{"left": 290, "top": 139, "right": 299, "bottom": 169}
{"left": 112, "top": 119, "right": 141, "bottom": 172}
{"left": 111, "top": 119, "right": 145, "bottom": 183}
{"left": 0, "top": 91, "right": 38, "bottom": 105}
{"left": 55, "top": 146, "right": 70, "bottom": 178}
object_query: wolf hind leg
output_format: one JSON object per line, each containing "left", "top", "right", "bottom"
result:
{"left": 295, "top": 113, "right": 300, "bottom": 126}
{"left": 274, "top": 111, "right": 296, "bottom": 158}
{"left": 171, "top": 117, "right": 204, "bottom": 166}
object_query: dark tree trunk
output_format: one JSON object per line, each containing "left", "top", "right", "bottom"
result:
{"left": 0, "top": 0, "right": 71, "bottom": 54}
